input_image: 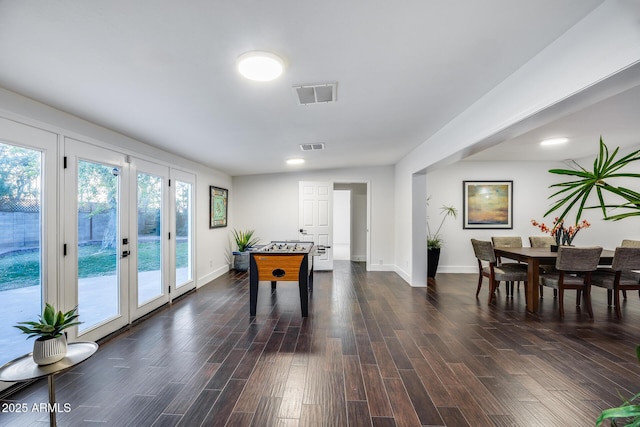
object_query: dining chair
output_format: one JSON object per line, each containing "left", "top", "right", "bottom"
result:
{"left": 491, "top": 236, "right": 523, "bottom": 296}
{"left": 528, "top": 235, "right": 556, "bottom": 249}
{"left": 470, "top": 239, "right": 528, "bottom": 304}
{"left": 622, "top": 239, "right": 640, "bottom": 248}
{"left": 616, "top": 239, "right": 640, "bottom": 300}
{"left": 591, "top": 246, "right": 640, "bottom": 318}
{"left": 539, "top": 246, "right": 602, "bottom": 318}
{"left": 529, "top": 235, "right": 558, "bottom": 297}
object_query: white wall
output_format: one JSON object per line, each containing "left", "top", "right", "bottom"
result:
{"left": 232, "top": 166, "right": 394, "bottom": 270}
{"left": 394, "top": 1, "right": 640, "bottom": 286}
{"left": 427, "top": 157, "right": 640, "bottom": 274}
{"left": 0, "top": 87, "right": 232, "bottom": 288}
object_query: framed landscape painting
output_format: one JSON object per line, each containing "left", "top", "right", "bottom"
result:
{"left": 209, "top": 186, "right": 228, "bottom": 228}
{"left": 463, "top": 181, "right": 513, "bottom": 229}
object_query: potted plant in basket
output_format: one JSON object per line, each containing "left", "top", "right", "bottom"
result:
{"left": 427, "top": 197, "right": 458, "bottom": 278}
{"left": 14, "top": 303, "right": 81, "bottom": 365}
{"left": 231, "top": 229, "right": 260, "bottom": 272}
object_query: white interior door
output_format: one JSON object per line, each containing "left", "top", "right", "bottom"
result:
{"left": 299, "top": 181, "right": 333, "bottom": 270}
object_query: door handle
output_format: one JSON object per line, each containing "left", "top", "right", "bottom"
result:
{"left": 121, "top": 250, "right": 131, "bottom": 258}
{"left": 299, "top": 229, "right": 307, "bottom": 234}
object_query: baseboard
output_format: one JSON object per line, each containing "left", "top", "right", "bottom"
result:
{"left": 197, "top": 264, "right": 230, "bottom": 288}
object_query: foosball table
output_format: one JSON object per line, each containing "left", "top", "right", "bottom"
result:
{"left": 249, "top": 241, "right": 317, "bottom": 317}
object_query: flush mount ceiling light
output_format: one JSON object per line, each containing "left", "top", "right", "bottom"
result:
{"left": 236, "top": 51, "right": 284, "bottom": 81}
{"left": 286, "top": 158, "right": 305, "bottom": 165}
{"left": 540, "top": 137, "right": 569, "bottom": 146}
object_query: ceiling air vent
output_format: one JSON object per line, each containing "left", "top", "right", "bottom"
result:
{"left": 293, "top": 82, "right": 337, "bottom": 105}
{"left": 299, "top": 143, "right": 325, "bottom": 151}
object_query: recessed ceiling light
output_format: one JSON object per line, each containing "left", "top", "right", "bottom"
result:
{"left": 286, "top": 158, "right": 305, "bottom": 165}
{"left": 540, "top": 137, "right": 569, "bottom": 146}
{"left": 236, "top": 51, "right": 284, "bottom": 81}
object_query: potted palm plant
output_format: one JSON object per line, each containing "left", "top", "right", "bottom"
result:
{"left": 231, "top": 229, "right": 260, "bottom": 271}
{"left": 545, "top": 136, "right": 640, "bottom": 223}
{"left": 14, "top": 303, "right": 81, "bottom": 365}
{"left": 427, "top": 198, "right": 458, "bottom": 278}
{"left": 543, "top": 138, "right": 640, "bottom": 426}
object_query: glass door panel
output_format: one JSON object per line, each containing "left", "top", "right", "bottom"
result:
{"left": 175, "top": 180, "right": 192, "bottom": 288}
{"left": 130, "top": 158, "right": 169, "bottom": 319}
{"left": 0, "top": 142, "right": 43, "bottom": 363}
{"left": 77, "top": 160, "right": 120, "bottom": 332}
{"left": 137, "top": 172, "right": 163, "bottom": 305}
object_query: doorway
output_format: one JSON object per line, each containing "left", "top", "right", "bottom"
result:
{"left": 333, "top": 190, "right": 351, "bottom": 260}
{"left": 334, "top": 183, "right": 368, "bottom": 263}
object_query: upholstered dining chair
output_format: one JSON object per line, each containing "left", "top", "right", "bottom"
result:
{"left": 471, "top": 239, "right": 528, "bottom": 304}
{"left": 591, "top": 246, "right": 640, "bottom": 318}
{"left": 528, "top": 235, "right": 556, "bottom": 249}
{"left": 529, "top": 235, "right": 559, "bottom": 297}
{"left": 539, "top": 246, "right": 602, "bottom": 318}
{"left": 622, "top": 239, "right": 640, "bottom": 248}
{"left": 615, "top": 239, "right": 640, "bottom": 300}
{"left": 491, "top": 236, "right": 523, "bottom": 296}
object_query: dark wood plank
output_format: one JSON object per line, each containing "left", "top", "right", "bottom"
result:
{"left": 3, "top": 263, "right": 640, "bottom": 427}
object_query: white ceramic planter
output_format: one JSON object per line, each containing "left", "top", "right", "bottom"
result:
{"left": 32, "top": 334, "right": 67, "bottom": 365}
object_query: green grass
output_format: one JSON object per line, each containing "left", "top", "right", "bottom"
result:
{"left": 0, "top": 241, "right": 189, "bottom": 292}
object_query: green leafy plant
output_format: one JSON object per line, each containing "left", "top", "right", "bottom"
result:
{"left": 427, "top": 197, "right": 458, "bottom": 249}
{"left": 545, "top": 137, "right": 640, "bottom": 223}
{"left": 231, "top": 229, "right": 260, "bottom": 252}
{"left": 596, "top": 345, "right": 640, "bottom": 426}
{"left": 14, "top": 303, "right": 81, "bottom": 340}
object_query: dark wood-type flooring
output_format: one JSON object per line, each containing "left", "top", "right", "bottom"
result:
{"left": 2, "top": 261, "right": 640, "bottom": 426}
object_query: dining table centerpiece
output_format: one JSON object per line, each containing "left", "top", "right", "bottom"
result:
{"left": 531, "top": 217, "right": 591, "bottom": 251}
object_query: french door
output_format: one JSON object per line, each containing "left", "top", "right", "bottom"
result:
{"left": 129, "top": 158, "right": 170, "bottom": 319}
{"left": 0, "top": 118, "right": 57, "bottom": 370}
{"left": 64, "top": 138, "right": 130, "bottom": 342}
{"left": 64, "top": 140, "right": 178, "bottom": 341}
{"left": 170, "top": 169, "right": 196, "bottom": 298}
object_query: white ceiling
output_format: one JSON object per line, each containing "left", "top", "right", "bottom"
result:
{"left": 3, "top": 0, "right": 631, "bottom": 177}
{"left": 463, "top": 75, "right": 640, "bottom": 163}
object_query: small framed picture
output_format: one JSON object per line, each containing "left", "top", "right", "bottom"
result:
{"left": 209, "top": 186, "right": 228, "bottom": 228}
{"left": 463, "top": 181, "right": 513, "bottom": 229}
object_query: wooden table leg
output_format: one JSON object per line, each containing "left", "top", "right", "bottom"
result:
{"left": 298, "top": 256, "right": 309, "bottom": 317}
{"left": 526, "top": 259, "right": 540, "bottom": 313}
{"left": 249, "top": 256, "right": 258, "bottom": 316}
{"left": 48, "top": 374, "right": 57, "bottom": 427}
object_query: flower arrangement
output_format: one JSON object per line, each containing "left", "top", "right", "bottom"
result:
{"left": 531, "top": 217, "right": 591, "bottom": 246}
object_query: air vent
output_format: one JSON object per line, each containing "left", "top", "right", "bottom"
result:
{"left": 300, "top": 143, "right": 325, "bottom": 151}
{"left": 293, "top": 83, "right": 337, "bottom": 105}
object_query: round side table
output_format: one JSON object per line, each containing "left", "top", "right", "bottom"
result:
{"left": 0, "top": 341, "right": 98, "bottom": 427}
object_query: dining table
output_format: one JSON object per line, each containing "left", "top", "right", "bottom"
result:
{"left": 493, "top": 246, "right": 615, "bottom": 313}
